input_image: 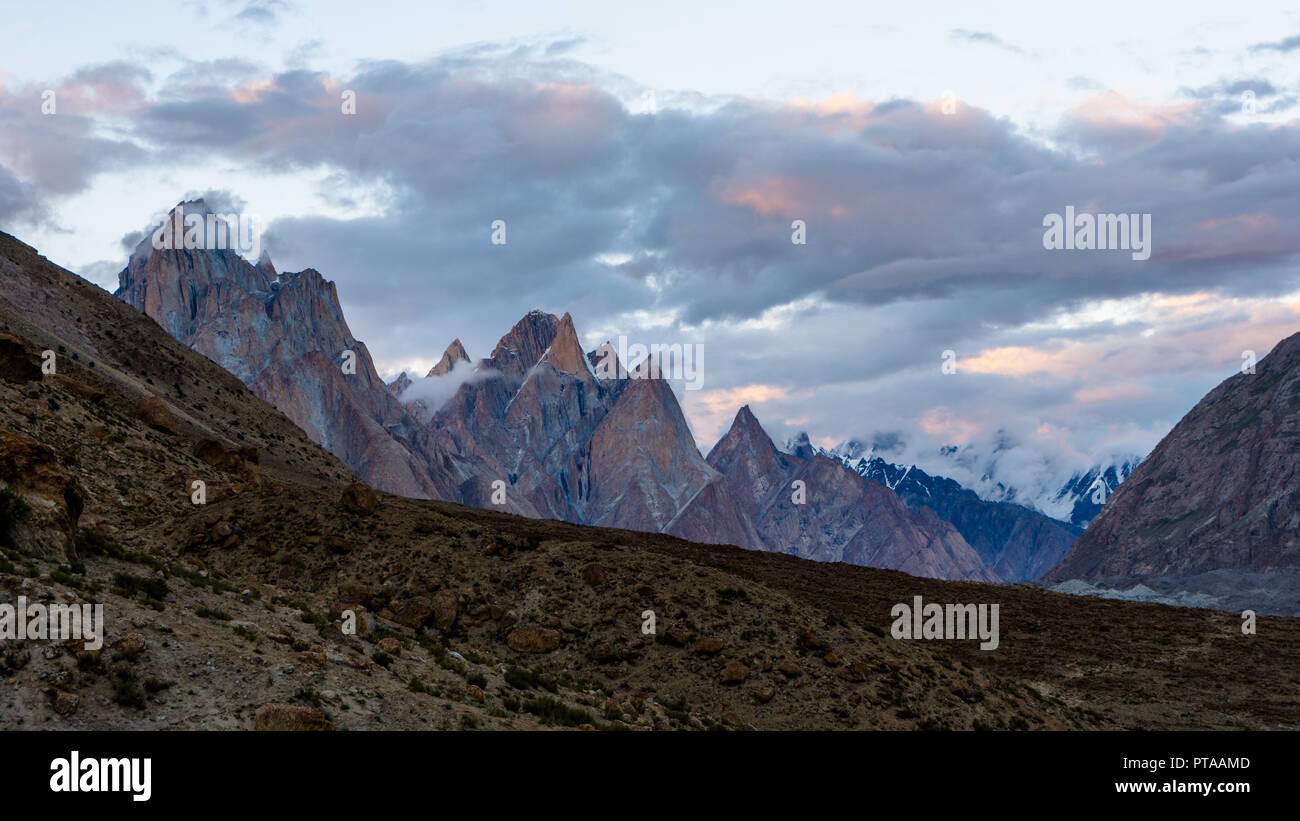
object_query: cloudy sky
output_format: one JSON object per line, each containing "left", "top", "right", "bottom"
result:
{"left": 2, "top": 0, "right": 1299, "bottom": 497}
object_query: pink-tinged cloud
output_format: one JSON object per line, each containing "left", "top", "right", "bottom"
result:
{"left": 1059, "top": 91, "right": 1203, "bottom": 152}
{"left": 917, "top": 407, "right": 982, "bottom": 444}
{"left": 1074, "top": 384, "right": 1156, "bottom": 403}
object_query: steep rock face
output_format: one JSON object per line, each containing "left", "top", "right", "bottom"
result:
{"left": 707, "top": 407, "right": 1001, "bottom": 582}
{"left": 116, "top": 201, "right": 449, "bottom": 499}
{"left": 579, "top": 376, "right": 714, "bottom": 532}
{"left": 0, "top": 429, "right": 84, "bottom": 561}
{"left": 421, "top": 315, "right": 741, "bottom": 541}
{"left": 706, "top": 405, "right": 791, "bottom": 523}
{"left": 852, "top": 457, "right": 1083, "bottom": 581}
{"left": 425, "top": 312, "right": 622, "bottom": 520}
{"left": 663, "top": 476, "right": 768, "bottom": 550}
{"left": 1047, "top": 330, "right": 1300, "bottom": 581}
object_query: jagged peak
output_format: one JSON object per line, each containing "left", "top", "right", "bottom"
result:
{"left": 428, "top": 338, "right": 471, "bottom": 377}
{"left": 705, "top": 403, "right": 781, "bottom": 466}
{"left": 539, "top": 312, "right": 594, "bottom": 381}
{"left": 488, "top": 310, "right": 560, "bottom": 379}
{"left": 168, "top": 197, "right": 213, "bottom": 216}
{"left": 717, "top": 404, "right": 776, "bottom": 450}
{"left": 255, "top": 249, "right": 276, "bottom": 278}
{"left": 387, "top": 371, "right": 413, "bottom": 397}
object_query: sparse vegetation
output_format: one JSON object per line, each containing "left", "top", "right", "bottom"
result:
{"left": 111, "top": 668, "right": 146, "bottom": 709}
{"left": 111, "top": 571, "right": 169, "bottom": 602}
{"left": 504, "top": 667, "right": 557, "bottom": 693}
{"left": 521, "top": 696, "right": 594, "bottom": 728}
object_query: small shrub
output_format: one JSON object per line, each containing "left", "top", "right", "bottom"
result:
{"left": 522, "top": 696, "right": 593, "bottom": 728}
{"left": 111, "top": 668, "right": 146, "bottom": 709}
{"left": 112, "top": 572, "right": 169, "bottom": 602}
{"left": 78, "top": 530, "right": 127, "bottom": 559}
{"left": 504, "top": 667, "right": 557, "bottom": 693}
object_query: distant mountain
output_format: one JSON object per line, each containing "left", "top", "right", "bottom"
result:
{"left": 711, "top": 408, "right": 999, "bottom": 582}
{"left": 1046, "top": 329, "right": 1300, "bottom": 581}
{"left": 851, "top": 456, "right": 1080, "bottom": 581}
{"left": 1047, "top": 460, "right": 1141, "bottom": 528}
{"left": 823, "top": 435, "right": 1140, "bottom": 530}
{"left": 115, "top": 203, "right": 993, "bottom": 581}
{"left": 795, "top": 442, "right": 1083, "bottom": 581}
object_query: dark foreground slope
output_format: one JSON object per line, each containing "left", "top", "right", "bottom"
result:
{"left": 2, "top": 231, "right": 1298, "bottom": 730}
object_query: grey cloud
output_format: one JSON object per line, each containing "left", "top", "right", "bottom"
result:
{"left": 233, "top": 0, "right": 290, "bottom": 25}
{"left": 112, "top": 52, "right": 1300, "bottom": 372}
{"left": 1249, "top": 33, "right": 1300, "bottom": 53}
{"left": 0, "top": 164, "right": 38, "bottom": 223}
{"left": 950, "top": 29, "right": 1028, "bottom": 55}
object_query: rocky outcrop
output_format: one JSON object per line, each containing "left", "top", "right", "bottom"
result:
{"left": 1047, "top": 329, "right": 1300, "bottom": 580}
{"left": 0, "top": 333, "right": 42, "bottom": 383}
{"left": 252, "top": 704, "right": 335, "bottom": 731}
{"left": 0, "top": 429, "right": 84, "bottom": 561}
{"left": 137, "top": 395, "right": 178, "bottom": 434}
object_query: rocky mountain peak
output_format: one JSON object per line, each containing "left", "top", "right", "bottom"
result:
{"left": 538, "top": 312, "right": 594, "bottom": 382}
{"left": 715, "top": 405, "right": 775, "bottom": 454}
{"left": 488, "top": 310, "right": 560, "bottom": 385}
{"left": 589, "top": 340, "right": 623, "bottom": 380}
{"left": 428, "top": 338, "right": 471, "bottom": 377}
{"left": 388, "top": 371, "right": 413, "bottom": 397}
{"left": 255, "top": 249, "right": 277, "bottom": 279}
{"left": 113, "top": 200, "right": 446, "bottom": 500}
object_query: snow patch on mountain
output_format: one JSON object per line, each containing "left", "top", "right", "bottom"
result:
{"left": 797, "top": 432, "right": 1142, "bottom": 528}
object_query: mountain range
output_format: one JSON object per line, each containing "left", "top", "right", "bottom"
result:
{"left": 109, "top": 200, "right": 1300, "bottom": 598}
{"left": 824, "top": 437, "right": 1140, "bottom": 529}
{"left": 831, "top": 449, "right": 1084, "bottom": 582}
{"left": 114, "top": 201, "right": 1015, "bottom": 582}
